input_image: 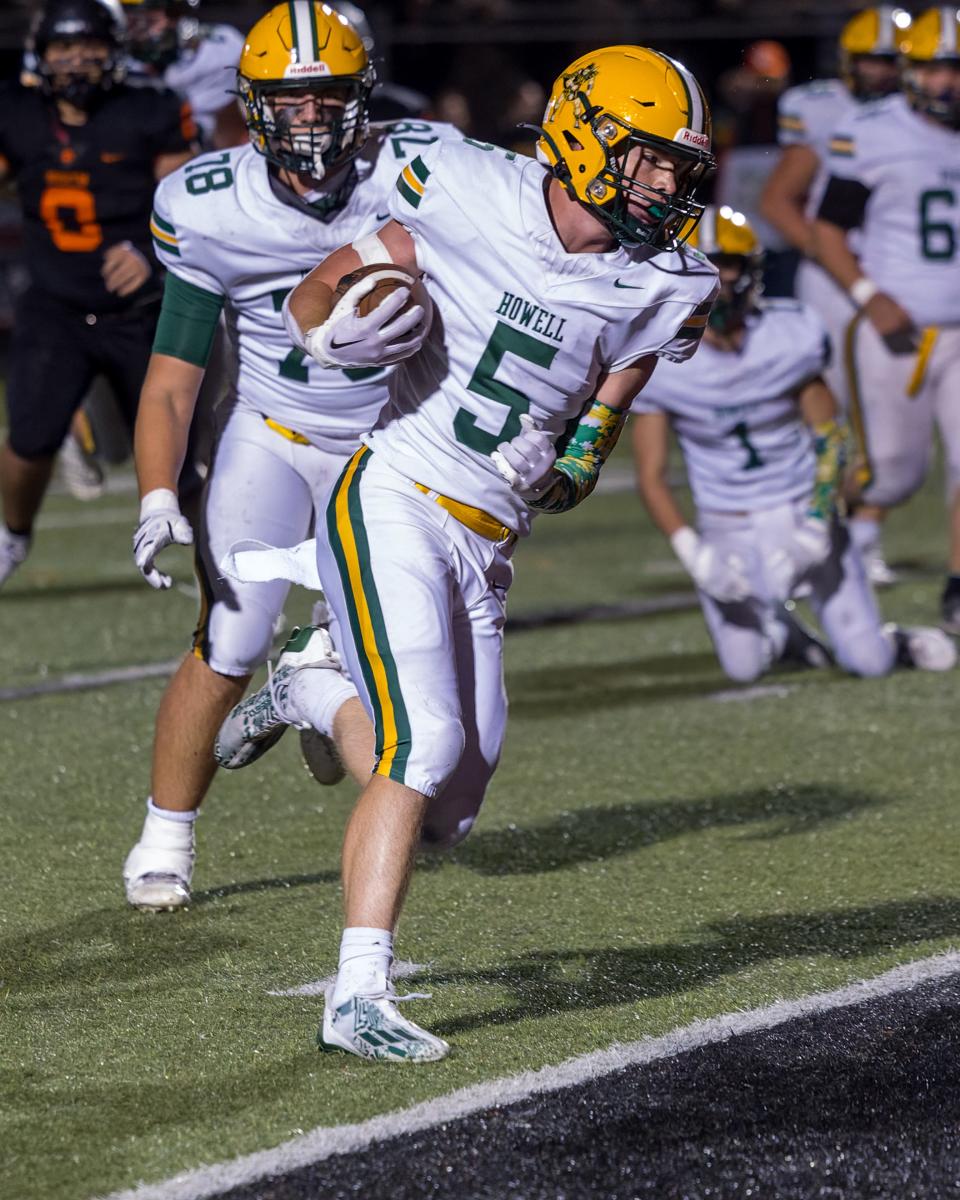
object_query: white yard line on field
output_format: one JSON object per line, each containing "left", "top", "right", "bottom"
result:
{"left": 95, "top": 951, "right": 960, "bottom": 1200}
{"left": 0, "top": 659, "right": 181, "bottom": 701}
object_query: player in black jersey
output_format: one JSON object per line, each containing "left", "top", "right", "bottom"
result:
{"left": 0, "top": 0, "right": 196, "bottom": 587}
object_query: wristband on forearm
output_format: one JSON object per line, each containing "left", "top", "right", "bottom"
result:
{"left": 528, "top": 400, "right": 627, "bottom": 514}
{"left": 807, "top": 419, "right": 847, "bottom": 522}
{"left": 848, "top": 277, "right": 879, "bottom": 308}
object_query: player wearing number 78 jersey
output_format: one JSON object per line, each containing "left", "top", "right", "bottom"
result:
{"left": 122, "top": 1, "right": 459, "bottom": 912}
{"left": 224, "top": 45, "right": 718, "bottom": 1059}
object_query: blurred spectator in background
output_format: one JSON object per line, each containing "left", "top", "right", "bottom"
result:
{"left": 712, "top": 38, "right": 794, "bottom": 294}
{"left": 0, "top": 0, "right": 196, "bottom": 587}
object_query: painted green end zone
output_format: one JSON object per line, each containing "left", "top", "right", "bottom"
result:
{"left": 2, "top": 449, "right": 959, "bottom": 1199}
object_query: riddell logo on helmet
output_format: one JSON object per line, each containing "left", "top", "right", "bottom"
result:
{"left": 284, "top": 60, "right": 332, "bottom": 77}
{"left": 674, "top": 127, "right": 710, "bottom": 149}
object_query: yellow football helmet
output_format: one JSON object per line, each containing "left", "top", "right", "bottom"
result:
{"left": 237, "top": 2, "right": 375, "bottom": 181}
{"left": 900, "top": 7, "right": 960, "bottom": 128}
{"left": 537, "top": 45, "right": 715, "bottom": 251}
{"left": 690, "top": 205, "right": 763, "bottom": 333}
{"left": 839, "top": 7, "right": 911, "bottom": 99}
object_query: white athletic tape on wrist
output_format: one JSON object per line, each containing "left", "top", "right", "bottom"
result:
{"left": 848, "top": 277, "right": 879, "bottom": 308}
{"left": 351, "top": 232, "right": 391, "bottom": 266}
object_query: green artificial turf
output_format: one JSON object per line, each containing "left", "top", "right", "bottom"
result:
{"left": 2, "top": 450, "right": 959, "bottom": 1199}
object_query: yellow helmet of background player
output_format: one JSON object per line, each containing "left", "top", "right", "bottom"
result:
{"left": 689, "top": 205, "right": 763, "bottom": 333}
{"left": 237, "top": 1, "right": 375, "bottom": 181}
{"left": 537, "top": 45, "right": 715, "bottom": 251}
{"left": 899, "top": 7, "right": 960, "bottom": 128}
{"left": 839, "top": 6, "right": 911, "bottom": 100}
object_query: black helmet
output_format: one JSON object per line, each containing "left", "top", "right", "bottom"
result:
{"left": 32, "top": 0, "right": 126, "bottom": 109}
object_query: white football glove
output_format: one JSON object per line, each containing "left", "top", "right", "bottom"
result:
{"left": 491, "top": 414, "right": 557, "bottom": 498}
{"left": 303, "top": 271, "right": 428, "bottom": 369}
{"left": 671, "top": 526, "right": 751, "bottom": 604}
{"left": 764, "top": 517, "right": 832, "bottom": 601}
{"left": 133, "top": 487, "right": 194, "bottom": 590}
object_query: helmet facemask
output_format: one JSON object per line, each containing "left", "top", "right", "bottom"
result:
{"left": 904, "top": 60, "right": 960, "bottom": 129}
{"left": 707, "top": 253, "right": 763, "bottom": 334}
{"left": 240, "top": 76, "right": 372, "bottom": 181}
{"left": 844, "top": 52, "right": 901, "bottom": 101}
{"left": 38, "top": 37, "right": 120, "bottom": 109}
{"left": 579, "top": 109, "right": 713, "bottom": 250}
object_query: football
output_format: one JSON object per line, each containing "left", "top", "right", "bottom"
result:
{"left": 334, "top": 262, "right": 418, "bottom": 318}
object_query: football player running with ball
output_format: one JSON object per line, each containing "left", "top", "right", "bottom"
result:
{"left": 122, "top": 2, "right": 458, "bottom": 911}
{"left": 225, "top": 47, "right": 719, "bottom": 1060}
{"left": 632, "top": 206, "right": 955, "bottom": 683}
{"left": 813, "top": 7, "right": 960, "bottom": 631}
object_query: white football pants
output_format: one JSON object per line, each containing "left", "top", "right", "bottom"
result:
{"left": 696, "top": 501, "right": 894, "bottom": 682}
{"left": 194, "top": 407, "right": 352, "bottom": 676}
{"left": 846, "top": 319, "right": 960, "bottom": 507}
{"left": 316, "top": 446, "right": 514, "bottom": 847}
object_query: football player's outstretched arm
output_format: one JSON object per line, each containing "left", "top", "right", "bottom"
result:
{"left": 759, "top": 144, "right": 820, "bottom": 254}
{"left": 632, "top": 410, "right": 687, "bottom": 538}
{"left": 798, "top": 376, "right": 846, "bottom": 524}
{"left": 506, "top": 358, "right": 656, "bottom": 515}
{"left": 131, "top": 354, "right": 205, "bottom": 589}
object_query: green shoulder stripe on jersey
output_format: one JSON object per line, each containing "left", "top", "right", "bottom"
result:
{"left": 153, "top": 272, "right": 225, "bottom": 367}
{"left": 150, "top": 210, "right": 179, "bottom": 256}
{"left": 396, "top": 156, "right": 430, "bottom": 208}
{"left": 778, "top": 113, "right": 805, "bottom": 131}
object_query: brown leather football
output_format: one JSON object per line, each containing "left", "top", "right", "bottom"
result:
{"left": 334, "top": 262, "right": 417, "bottom": 317}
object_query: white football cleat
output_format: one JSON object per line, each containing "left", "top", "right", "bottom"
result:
{"left": 123, "top": 828, "right": 195, "bottom": 912}
{"left": 215, "top": 624, "right": 343, "bottom": 769}
{"left": 887, "top": 623, "right": 958, "bottom": 672}
{"left": 0, "top": 525, "right": 31, "bottom": 588}
{"left": 319, "top": 988, "right": 450, "bottom": 1062}
{"left": 863, "top": 546, "right": 898, "bottom": 588}
{"left": 59, "top": 433, "right": 105, "bottom": 501}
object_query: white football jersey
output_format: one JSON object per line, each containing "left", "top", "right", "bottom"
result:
{"left": 823, "top": 94, "right": 960, "bottom": 327}
{"left": 163, "top": 24, "right": 244, "bottom": 144}
{"left": 777, "top": 78, "right": 856, "bottom": 218}
{"left": 632, "top": 300, "right": 829, "bottom": 513}
{"left": 366, "top": 137, "right": 718, "bottom": 536}
{"left": 151, "top": 121, "right": 460, "bottom": 453}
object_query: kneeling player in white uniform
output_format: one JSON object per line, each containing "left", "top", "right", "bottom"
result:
{"left": 813, "top": 7, "right": 960, "bottom": 631}
{"left": 633, "top": 206, "right": 955, "bottom": 682}
{"left": 122, "top": 2, "right": 457, "bottom": 911}
{"left": 223, "top": 47, "right": 719, "bottom": 1059}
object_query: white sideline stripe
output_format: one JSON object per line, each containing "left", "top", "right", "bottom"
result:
{"left": 709, "top": 684, "right": 795, "bottom": 704}
{"left": 267, "top": 960, "right": 427, "bottom": 997}
{"left": 0, "top": 659, "right": 180, "bottom": 701}
{"left": 95, "top": 951, "right": 960, "bottom": 1200}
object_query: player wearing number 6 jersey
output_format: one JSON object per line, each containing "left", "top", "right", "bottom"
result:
{"left": 122, "top": 1, "right": 458, "bottom": 912}
{"left": 813, "top": 7, "right": 960, "bottom": 630}
{"left": 633, "top": 206, "right": 955, "bottom": 683}
{"left": 0, "top": 0, "right": 195, "bottom": 588}
{"left": 225, "top": 46, "right": 718, "bottom": 1060}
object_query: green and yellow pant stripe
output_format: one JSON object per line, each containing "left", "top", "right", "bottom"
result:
{"left": 326, "top": 446, "right": 412, "bottom": 783}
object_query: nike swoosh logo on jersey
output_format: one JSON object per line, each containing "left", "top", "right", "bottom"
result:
{"left": 613, "top": 278, "right": 645, "bottom": 290}
{"left": 375, "top": 212, "right": 390, "bottom": 221}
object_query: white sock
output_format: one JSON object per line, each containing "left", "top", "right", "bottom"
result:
{"left": 332, "top": 926, "right": 393, "bottom": 1004}
{"left": 141, "top": 797, "right": 196, "bottom": 850}
{"left": 286, "top": 669, "right": 358, "bottom": 737}
{"left": 849, "top": 517, "right": 880, "bottom": 555}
